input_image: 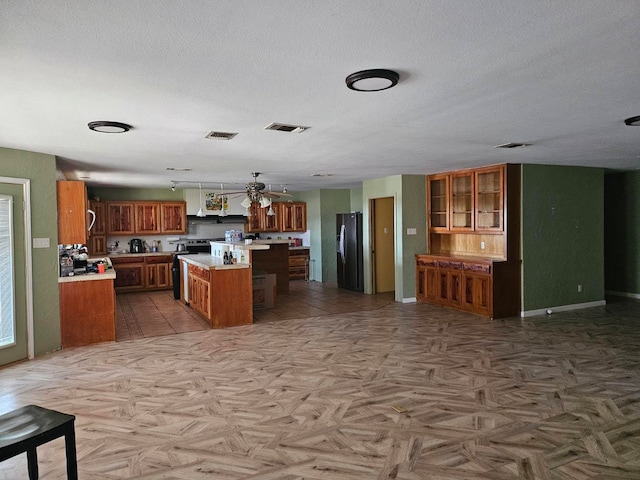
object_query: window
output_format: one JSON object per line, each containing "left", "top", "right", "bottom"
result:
{"left": 0, "top": 195, "right": 15, "bottom": 348}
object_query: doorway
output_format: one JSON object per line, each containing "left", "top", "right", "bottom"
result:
{"left": 0, "top": 181, "right": 30, "bottom": 366}
{"left": 372, "top": 197, "right": 395, "bottom": 293}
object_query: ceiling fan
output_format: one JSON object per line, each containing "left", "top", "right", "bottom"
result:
{"left": 225, "top": 172, "right": 292, "bottom": 202}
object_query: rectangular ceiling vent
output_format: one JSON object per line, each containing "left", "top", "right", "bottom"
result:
{"left": 494, "top": 142, "right": 530, "bottom": 149}
{"left": 205, "top": 131, "right": 238, "bottom": 140}
{"left": 264, "top": 122, "right": 309, "bottom": 133}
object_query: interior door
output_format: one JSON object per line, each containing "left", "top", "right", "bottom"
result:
{"left": 373, "top": 197, "right": 395, "bottom": 293}
{"left": 0, "top": 185, "right": 28, "bottom": 366}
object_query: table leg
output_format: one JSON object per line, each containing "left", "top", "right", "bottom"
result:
{"left": 65, "top": 426, "right": 78, "bottom": 480}
{"left": 26, "top": 447, "right": 38, "bottom": 480}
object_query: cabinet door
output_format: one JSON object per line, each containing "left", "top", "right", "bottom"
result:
{"left": 261, "top": 203, "right": 280, "bottom": 232}
{"left": 427, "top": 175, "right": 449, "bottom": 232}
{"left": 425, "top": 266, "right": 438, "bottom": 302}
{"left": 449, "top": 271, "right": 462, "bottom": 306}
{"left": 114, "top": 264, "right": 144, "bottom": 290}
{"left": 89, "top": 235, "right": 107, "bottom": 255}
{"left": 57, "top": 181, "right": 88, "bottom": 244}
{"left": 161, "top": 202, "right": 187, "bottom": 234}
{"left": 246, "top": 203, "right": 262, "bottom": 232}
{"left": 475, "top": 166, "right": 504, "bottom": 231}
{"left": 462, "top": 274, "right": 475, "bottom": 311}
{"left": 135, "top": 203, "right": 161, "bottom": 234}
{"left": 107, "top": 203, "right": 135, "bottom": 235}
{"left": 281, "top": 202, "right": 307, "bottom": 232}
{"left": 450, "top": 172, "right": 474, "bottom": 231}
{"left": 90, "top": 201, "right": 106, "bottom": 235}
{"left": 156, "top": 263, "right": 171, "bottom": 288}
{"left": 474, "top": 274, "right": 492, "bottom": 316}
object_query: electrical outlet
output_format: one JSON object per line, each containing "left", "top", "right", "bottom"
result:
{"left": 480, "top": 241, "right": 486, "bottom": 250}
{"left": 407, "top": 227, "right": 417, "bottom": 235}
{"left": 33, "top": 237, "right": 50, "bottom": 248}
{"left": 577, "top": 284, "right": 582, "bottom": 293}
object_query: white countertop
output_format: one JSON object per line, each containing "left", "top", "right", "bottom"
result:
{"left": 58, "top": 257, "right": 116, "bottom": 283}
{"left": 210, "top": 241, "right": 270, "bottom": 251}
{"left": 180, "top": 253, "right": 251, "bottom": 270}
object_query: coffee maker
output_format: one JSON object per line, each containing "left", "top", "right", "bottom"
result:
{"left": 129, "top": 238, "right": 144, "bottom": 253}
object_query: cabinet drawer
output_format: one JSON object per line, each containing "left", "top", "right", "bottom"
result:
{"left": 145, "top": 255, "right": 172, "bottom": 264}
{"left": 111, "top": 255, "right": 145, "bottom": 265}
{"left": 188, "top": 263, "right": 210, "bottom": 281}
{"left": 289, "top": 257, "right": 308, "bottom": 267}
{"left": 463, "top": 262, "right": 491, "bottom": 273}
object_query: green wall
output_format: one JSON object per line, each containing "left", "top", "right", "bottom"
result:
{"left": 90, "top": 187, "right": 184, "bottom": 201}
{"left": 299, "top": 189, "right": 322, "bottom": 281}
{"left": 350, "top": 187, "right": 363, "bottom": 212}
{"left": 363, "top": 175, "right": 427, "bottom": 301}
{"left": 604, "top": 171, "right": 640, "bottom": 295}
{"left": 521, "top": 164, "right": 605, "bottom": 311}
{"left": 0, "top": 148, "right": 61, "bottom": 356}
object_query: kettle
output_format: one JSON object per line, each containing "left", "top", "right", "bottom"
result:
{"left": 176, "top": 243, "right": 187, "bottom": 252}
{"left": 130, "top": 238, "right": 144, "bottom": 253}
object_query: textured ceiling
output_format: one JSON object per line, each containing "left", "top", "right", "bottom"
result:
{"left": 1, "top": 1, "right": 639, "bottom": 191}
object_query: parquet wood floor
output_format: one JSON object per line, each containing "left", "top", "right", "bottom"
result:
{"left": 1, "top": 285, "right": 639, "bottom": 479}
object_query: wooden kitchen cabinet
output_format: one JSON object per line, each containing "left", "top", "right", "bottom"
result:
{"left": 57, "top": 180, "right": 89, "bottom": 245}
{"left": 111, "top": 255, "right": 145, "bottom": 291}
{"left": 145, "top": 255, "right": 172, "bottom": 289}
{"left": 288, "top": 248, "right": 309, "bottom": 280}
{"left": 60, "top": 277, "right": 115, "bottom": 348}
{"left": 160, "top": 201, "right": 187, "bottom": 234}
{"left": 107, "top": 202, "right": 135, "bottom": 235}
{"left": 88, "top": 200, "right": 107, "bottom": 255}
{"left": 246, "top": 202, "right": 280, "bottom": 233}
{"left": 427, "top": 174, "right": 449, "bottom": 232}
{"left": 475, "top": 166, "right": 504, "bottom": 232}
{"left": 187, "top": 263, "right": 210, "bottom": 318}
{"left": 280, "top": 202, "right": 307, "bottom": 232}
{"left": 134, "top": 202, "right": 161, "bottom": 234}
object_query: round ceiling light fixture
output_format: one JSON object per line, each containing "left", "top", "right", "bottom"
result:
{"left": 88, "top": 121, "right": 132, "bottom": 133}
{"left": 624, "top": 115, "right": 640, "bottom": 126}
{"left": 345, "top": 69, "right": 399, "bottom": 92}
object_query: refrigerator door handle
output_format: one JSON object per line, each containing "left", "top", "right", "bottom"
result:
{"left": 339, "top": 224, "right": 346, "bottom": 264}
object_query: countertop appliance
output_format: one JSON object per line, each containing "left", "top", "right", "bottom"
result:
{"left": 129, "top": 238, "right": 144, "bottom": 253}
{"left": 337, "top": 212, "right": 364, "bottom": 292}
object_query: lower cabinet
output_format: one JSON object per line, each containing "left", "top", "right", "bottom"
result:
{"left": 288, "top": 248, "right": 309, "bottom": 280}
{"left": 112, "top": 254, "right": 173, "bottom": 292}
{"left": 183, "top": 260, "right": 253, "bottom": 328}
{"left": 416, "top": 255, "right": 518, "bottom": 318}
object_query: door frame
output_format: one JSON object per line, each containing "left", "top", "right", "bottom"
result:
{"left": 0, "top": 176, "right": 34, "bottom": 360}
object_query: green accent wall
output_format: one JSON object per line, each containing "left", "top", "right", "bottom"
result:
{"left": 521, "top": 164, "right": 604, "bottom": 311}
{"left": 350, "top": 187, "right": 363, "bottom": 212}
{"left": 0, "top": 148, "right": 61, "bottom": 356}
{"left": 604, "top": 171, "right": 640, "bottom": 295}
{"left": 299, "top": 189, "right": 351, "bottom": 282}
{"left": 363, "top": 175, "right": 427, "bottom": 301}
{"left": 89, "top": 187, "right": 184, "bottom": 201}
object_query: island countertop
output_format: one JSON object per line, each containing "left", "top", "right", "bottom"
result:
{"left": 180, "top": 253, "right": 251, "bottom": 270}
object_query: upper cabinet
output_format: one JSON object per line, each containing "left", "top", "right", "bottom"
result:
{"left": 427, "top": 164, "right": 519, "bottom": 260}
{"left": 57, "top": 180, "right": 89, "bottom": 245}
{"left": 134, "top": 202, "right": 161, "bottom": 234}
{"left": 107, "top": 201, "right": 186, "bottom": 235}
{"left": 88, "top": 200, "right": 107, "bottom": 255}
{"left": 246, "top": 202, "right": 280, "bottom": 233}
{"left": 107, "top": 202, "right": 135, "bottom": 235}
{"left": 280, "top": 202, "right": 307, "bottom": 232}
{"left": 161, "top": 202, "right": 187, "bottom": 234}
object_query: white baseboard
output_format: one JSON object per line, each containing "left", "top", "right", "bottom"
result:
{"left": 521, "top": 299, "right": 607, "bottom": 317}
{"left": 403, "top": 297, "right": 417, "bottom": 303}
{"left": 606, "top": 290, "right": 640, "bottom": 300}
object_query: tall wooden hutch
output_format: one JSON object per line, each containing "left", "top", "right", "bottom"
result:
{"left": 416, "top": 164, "right": 521, "bottom": 318}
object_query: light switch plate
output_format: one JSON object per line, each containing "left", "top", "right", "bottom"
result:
{"left": 407, "top": 228, "right": 417, "bottom": 235}
{"left": 33, "top": 237, "right": 50, "bottom": 248}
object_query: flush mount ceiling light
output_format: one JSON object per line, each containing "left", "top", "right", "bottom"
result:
{"left": 345, "top": 69, "right": 399, "bottom": 92}
{"left": 87, "top": 121, "right": 132, "bottom": 133}
{"left": 624, "top": 115, "right": 640, "bottom": 126}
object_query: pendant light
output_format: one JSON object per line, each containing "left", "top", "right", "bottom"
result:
{"left": 196, "top": 183, "right": 206, "bottom": 217}
{"left": 219, "top": 183, "right": 227, "bottom": 217}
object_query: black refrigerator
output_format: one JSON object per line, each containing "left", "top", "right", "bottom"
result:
{"left": 336, "top": 212, "right": 364, "bottom": 292}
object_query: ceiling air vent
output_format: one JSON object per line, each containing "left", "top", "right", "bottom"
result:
{"left": 205, "top": 131, "right": 238, "bottom": 140}
{"left": 494, "top": 142, "right": 530, "bottom": 149}
{"left": 264, "top": 122, "right": 309, "bottom": 133}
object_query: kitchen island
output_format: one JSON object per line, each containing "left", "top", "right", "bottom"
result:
{"left": 180, "top": 254, "right": 254, "bottom": 328}
{"left": 58, "top": 258, "right": 116, "bottom": 348}
{"left": 250, "top": 239, "right": 290, "bottom": 294}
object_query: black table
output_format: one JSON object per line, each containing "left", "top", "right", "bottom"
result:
{"left": 0, "top": 404, "right": 77, "bottom": 479}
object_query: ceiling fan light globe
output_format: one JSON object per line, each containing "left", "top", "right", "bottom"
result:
{"left": 240, "top": 197, "right": 252, "bottom": 209}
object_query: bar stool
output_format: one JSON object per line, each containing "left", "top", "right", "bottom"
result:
{"left": 0, "top": 404, "right": 77, "bottom": 479}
